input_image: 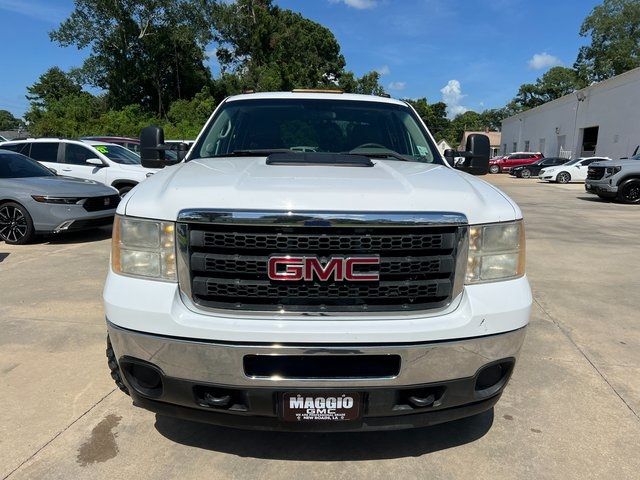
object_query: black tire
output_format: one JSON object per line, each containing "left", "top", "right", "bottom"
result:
{"left": 107, "top": 335, "right": 130, "bottom": 395}
{"left": 617, "top": 179, "right": 640, "bottom": 204}
{"left": 489, "top": 165, "right": 500, "bottom": 174}
{"left": 520, "top": 168, "right": 531, "bottom": 179}
{"left": 556, "top": 171, "right": 571, "bottom": 184}
{"left": 117, "top": 185, "right": 134, "bottom": 197}
{"left": 0, "top": 202, "right": 35, "bottom": 245}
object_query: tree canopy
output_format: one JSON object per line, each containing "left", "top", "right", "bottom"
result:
{"left": 575, "top": 0, "right": 640, "bottom": 83}
{"left": 50, "top": 0, "right": 213, "bottom": 115}
{"left": 16, "top": 0, "right": 640, "bottom": 148}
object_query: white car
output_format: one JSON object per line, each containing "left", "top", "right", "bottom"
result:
{"left": 539, "top": 156, "right": 611, "bottom": 184}
{"left": 0, "top": 138, "right": 158, "bottom": 196}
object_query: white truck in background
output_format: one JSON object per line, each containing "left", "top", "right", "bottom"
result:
{"left": 104, "top": 91, "right": 531, "bottom": 431}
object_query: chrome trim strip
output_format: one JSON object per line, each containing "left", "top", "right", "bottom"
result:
{"left": 107, "top": 322, "right": 526, "bottom": 388}
{"left": 177, "top": 209, "right": 468, "bottom": 226}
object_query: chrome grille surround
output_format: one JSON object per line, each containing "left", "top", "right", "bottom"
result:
{"left": 176, "top": 210, "right": 469, "bottom": 316}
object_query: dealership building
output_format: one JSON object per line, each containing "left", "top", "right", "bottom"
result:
{"left": 501, "top": 67, "right": 640, "bottom": 160}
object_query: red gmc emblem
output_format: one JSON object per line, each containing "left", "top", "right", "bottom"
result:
{"left": 268, "top": 256, "right": 380, "bottom": 282}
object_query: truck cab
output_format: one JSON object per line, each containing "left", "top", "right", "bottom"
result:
{"left": 104, "top": 91, "right": 531, "bottom": 431}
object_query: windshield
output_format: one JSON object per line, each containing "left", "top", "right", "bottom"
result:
{"left": 564, "top": 158, "right": 582, "bottom": 166}
{"left": 93, "top": 144, "right": 141, "bottom": 164}
{"left": 0, "top": 151, "right": 55, "bottom": 178}
{"left": 190, "top": 99, "right": 441, "bottom": 163}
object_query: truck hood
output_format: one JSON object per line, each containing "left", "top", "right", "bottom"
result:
{"left": 121, "top": 157, "right": 520, "bottom": 224}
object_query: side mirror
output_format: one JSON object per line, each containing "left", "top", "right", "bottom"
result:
{"left": 443, "top": 148, "right": 457, "bottom": 167}
{"left": 140, "top": 126, "right": 182, "bottom": 168}
{"left": 86, "top": 158, "right": 105, "bottom": 167}
{"left": 454, "top": 134, "right": 490, "bottom": 175}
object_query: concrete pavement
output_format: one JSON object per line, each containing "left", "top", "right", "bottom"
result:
{"left": 1, "top": 176, "right": 639, "bottom": 479}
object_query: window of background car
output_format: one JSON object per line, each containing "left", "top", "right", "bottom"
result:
{"left": 0, "top": 143, "right": 30, "bottom": 155}
{"left": 0, "top": 151, "right": 55, "bottom": 178}
{"left": 65, "top": 143, "right": 97, "bottom": 165}
{"left": 93, "top": 144, "right": 140, "bottom": 164}
{"left": 191, "top": 99, "right": 440, "bottom": 163}
{"left": 29, "top": 143, "right": 59, "bottom": 163}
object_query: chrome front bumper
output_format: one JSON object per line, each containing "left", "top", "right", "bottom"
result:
{"left": 107, "top": 321, "right": 526, "bottom": 388}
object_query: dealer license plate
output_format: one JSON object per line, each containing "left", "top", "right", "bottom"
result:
{"left": 281, "top": 392, "right": 362, "bottom": 422}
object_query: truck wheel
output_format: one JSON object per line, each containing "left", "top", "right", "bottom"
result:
{"left": 617, "top": 179, "right": 640, "bottom": 204}
{"left": 556, "top": 172, "right": 571, "bottom": 184}
{"left": 117, "top": 185, "right": 134, "bottom": 197}
{"left": 106, "top": 336, "right": 130, "bottom": 395}
{"left": 489, "top": 165, "right": 500, "bottom": 174}
{"left": 0, "top": 202, "right": 35, "bottom": 245}
{"left": 520, "top": 168, "right": 531, "bottom": 179}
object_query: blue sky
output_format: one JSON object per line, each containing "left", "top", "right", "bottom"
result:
{"left": 0, "top": 0, "right": 601, "bottom": 119}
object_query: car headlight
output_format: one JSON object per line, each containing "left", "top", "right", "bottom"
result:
{"left": 31, "top": 195, "right": 82, "bottom": 204}
{"left": 466, "top": 220, "right": 525, "bottom": 284}
{"left": 604, "top": 166, "right": 621, "bottom": 177}
{"left": 111, "top": 215, "right": 176, "bottom": 281}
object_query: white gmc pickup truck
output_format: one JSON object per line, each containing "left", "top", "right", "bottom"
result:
{"left": 104, "top": 91, "right": 531, "bottom": 431}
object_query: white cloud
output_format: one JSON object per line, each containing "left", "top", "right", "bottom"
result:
{"left": 376, "top": 65, "right": 390, "bottom": 76}
{"left": 328, "top": 0, "right": 378, "bottom": 10}
{"left": 440, "top": 79, "right": 468, "bottom": 118}
{"left": 527, "top": 52, "right": 562, "bottom": 70}
{"left": 0, "top": 0, "right": 65, "bottom": 22}
{"left": 387, "top": 81, "right": 406, "bottom": 91}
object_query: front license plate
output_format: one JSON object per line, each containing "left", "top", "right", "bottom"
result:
{"left": 281, "top": 392, "right": 361, "bottom": 422}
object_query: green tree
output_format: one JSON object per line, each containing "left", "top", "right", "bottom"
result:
{"left": 508, "top": 67, "right": 583, "bottom": 113}
{"left": 0, "top": 110, "right": 21, "bottom": 130}
{"left": 338, "top": 71, "right": 386, "bottom": 95}
{"left": 212, "top": 0, "right": 347, "bottom": 91}
{"left": 404, "top": 98, "right": 450, "bottom": 140}
{"left": 24, "top": 67, "right": 83, "bottom": 125}
{"left": 575, "top": 0, "right": 640, "bottom": 83}
{"left": 28, "top": 93, "right": 106, "bottom": 137}
{"left": 50, "top": 0, "right": 213, "bottom": 115}
{"left": 163, "top": 87, "right": 217, "bottom": 138}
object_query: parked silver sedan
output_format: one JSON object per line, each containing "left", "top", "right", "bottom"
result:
{"left": 0, "top": 149, "right": 120, "bottom": 244}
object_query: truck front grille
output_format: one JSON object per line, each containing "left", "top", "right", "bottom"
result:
{"left": 587, "top": 167, "right": 605, "bottom": 180}
{"left": 177, "top": 211, "right": 467, "bottom": 313}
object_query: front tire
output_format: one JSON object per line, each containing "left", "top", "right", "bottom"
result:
{"left": 117, "top": 185, "right": 134, "bottom": 197}
{"left": 520, "top": 168, "right": 531, "bottom": 179}
{"left": 0, "top": 202, "right": 35, "bottom": 245}
{"left": 556, "top": 171, "right": 571, "bottom": 184}
{"left": 107, "top": 336, "right": 130, "bottom": 395}
{"left": 489, "top": 165, "right": 500, "bottom": 174}
{"left": 617, "top": 179, "right": 640, "bottom": 204}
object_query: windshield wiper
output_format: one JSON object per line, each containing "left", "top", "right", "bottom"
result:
{"left": 214, "top": 149, "right": 296, "bottom": 157}
{"left": 344, "top": 151, "right": 414, "bottom": 162}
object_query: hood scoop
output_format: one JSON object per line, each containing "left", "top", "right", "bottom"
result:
{"left": 266, "top": 152, "right": 373, "bottom": 167}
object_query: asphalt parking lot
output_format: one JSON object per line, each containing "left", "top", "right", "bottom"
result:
{"left": 1, "top": 175, "right": 639, "bottom": 480}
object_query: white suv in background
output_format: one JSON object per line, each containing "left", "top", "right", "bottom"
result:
{"left": 539, "top": 156, "right": 611, "bottom": 184}
{"left": 0, "top": 138, "right": 157, "bottom": 196}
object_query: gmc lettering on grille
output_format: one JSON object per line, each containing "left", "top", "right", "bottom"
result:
{"left": 268, "top": 256, "right": 380, "bottom": 282}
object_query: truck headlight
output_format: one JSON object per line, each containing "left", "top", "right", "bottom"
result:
{"left": 466, "top": 220, "right": 525, "bottom": 284}
{"left": 111, "top": 215, "right": 176, "bottom": 281}
{"left": 604, "top": 166, "right": 621, "bottom": 177}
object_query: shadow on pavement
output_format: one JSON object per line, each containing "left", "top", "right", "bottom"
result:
{"left": 154, "top": 409, "right": 494, "bottom": 460}
{"left": 575, "top": 196, "right": 612, "bottom": 203}
{"left": 35, "top": 226, "right": 113, "bottom": 245}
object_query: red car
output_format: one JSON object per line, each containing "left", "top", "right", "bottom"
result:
{"left": 489, "top": 152, "right": 543, "bottom": 174}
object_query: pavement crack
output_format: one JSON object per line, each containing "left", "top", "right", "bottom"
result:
{"left": 2, "top": 388, "right": 117, "bottom": 480}
{"left": 533, "top": 297, "right": 640, "bottom": 422}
